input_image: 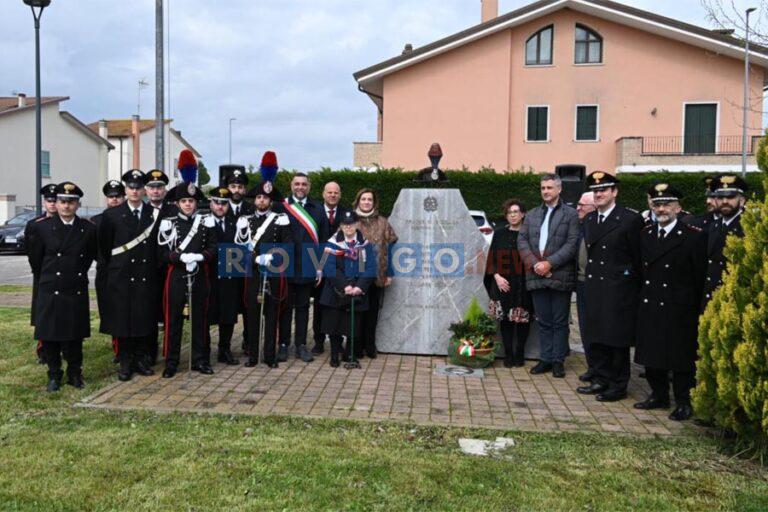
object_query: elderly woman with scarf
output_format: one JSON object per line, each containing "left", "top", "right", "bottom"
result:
{"left": 319, "top": 211, "right": 376, "bottom": 367}
{"left": 352, "top": 188, "right": 398, "bottom": 359}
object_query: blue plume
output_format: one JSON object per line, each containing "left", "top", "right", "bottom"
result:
{"left": 180, "top": 165, "right": 197, "bottom": 184}
{"left": 260, "top": 165, "right": 278, "bottom": 183}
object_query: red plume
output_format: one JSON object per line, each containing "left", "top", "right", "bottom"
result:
{"left": 261, "top": 151, "right": 278, "bottom": 168}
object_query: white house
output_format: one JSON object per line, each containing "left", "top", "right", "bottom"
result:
{"left": 0, "top": 94, "right": 113, "bottom": 212}
{"left": 87, "top": 118, "right": 202, "bottom": 184}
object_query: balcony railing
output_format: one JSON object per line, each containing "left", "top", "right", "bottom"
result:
{"left": 641, "top": 135, "right": 761, "bottom": 155}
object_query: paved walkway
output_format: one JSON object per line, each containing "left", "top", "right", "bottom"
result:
{"left": 79, "top": 333, "right": 692, "bottom": 437}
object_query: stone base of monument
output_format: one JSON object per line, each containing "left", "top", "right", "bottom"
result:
{"left": 375, "top": 188, "right": 545, "bottom": 359}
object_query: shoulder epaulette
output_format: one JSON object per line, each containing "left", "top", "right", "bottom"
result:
{"left": 201, "top": 214, "right": 216, "bottom": 228}
{"left": 684, "top": 223, "right": 702, "bottom": 232}
{"left": 275, "top": 213, "right": 289, "bottom": 226}
{"left": 625, "top": 207, "right": 639, "bottom": 214}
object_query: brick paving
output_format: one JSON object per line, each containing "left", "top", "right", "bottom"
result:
{"left": 78, "top": 320, "right": 694, "bottom": 437}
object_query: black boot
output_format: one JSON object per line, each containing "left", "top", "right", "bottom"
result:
{"left": 218, "top": 344, "right": 239, "bottom": 365}
{"left": 66, "top": 369, "right": 85, "bottom": 389}
{"left": 46, "top": 369, "right": 63, "bottom": 392}
{"left": 330, "top": 337, "right": 342, "bottom": 368}
{"left": 118, "top": 350, "right": 132, "bottom": 382}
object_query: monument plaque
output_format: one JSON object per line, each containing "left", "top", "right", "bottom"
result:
{"left": 376, "top": 189, "right": 488, "bottom": 355}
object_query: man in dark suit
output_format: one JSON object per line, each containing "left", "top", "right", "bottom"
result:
{"left": 26, "top": 183, "right": 59, "bottom": 364}
{"left": 312, "top": 181, "right": 350, "bottom": 354}
{"left": 27, "top": 182, "right": 97, "bottom": 391}
{"left": 98, "top": 170, "right": 161, "bottom": 381}
{"left": 633, "top": 184, "right": 706, "bottom": 421}
{"left": 689, "top": 176, "right": 720, "bottom": 234}
{"left": 274, "top": 172, "right": 325, "bottom": 363}
{"left": 702, "top": 173, "right": 747, "bottom": 305}
{"left": 225, "top": 169, "right": 255, "bottom": 219}
{"left": 204, "top": 186, "right": 242, "bottom": 365}
{"left": 577, "top": 171, "right": 644, "bottom": 402}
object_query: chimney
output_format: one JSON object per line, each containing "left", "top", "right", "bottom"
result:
{"left": 98, "top": 119, "right": 108, "bottom": 140}
{"left": 481, "top": 0, "right": 498, "bottom": 23}
{"left": 17, "top": 93, "right": 27, "bottom": 108}
{"left": 402, "top": 43, "right": 413, "bottom": 55}
{"left": 131, "top": 115, "right": 140, "bottom": 170}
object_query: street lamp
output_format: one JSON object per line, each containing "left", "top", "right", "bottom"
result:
{"left": 228, "top": 117, "right": 236, "bottom": 163}
{"left": 23, "top": 0, "right": 52, "bottom": 216}
{"left": 742, "top": 7, "right": 757, "bottom": 178}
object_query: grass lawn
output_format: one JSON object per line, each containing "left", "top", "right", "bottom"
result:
{"left": 0, "top": 304, "right": 766, "bottom": 511}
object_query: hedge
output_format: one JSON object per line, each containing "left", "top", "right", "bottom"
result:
{"left": 265, "top": 168, "right": 765, "bottom": 219}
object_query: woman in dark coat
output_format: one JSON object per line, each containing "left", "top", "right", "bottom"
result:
{"left": 319, "top": 211, "right": 375, "bottom": 367}
{"left": 484, "top": 199, "right": 533, "bottom": 367}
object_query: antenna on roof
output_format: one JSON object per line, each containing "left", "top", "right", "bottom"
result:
{"left": 137, "top": 78, "right": 149, "bottom": 119}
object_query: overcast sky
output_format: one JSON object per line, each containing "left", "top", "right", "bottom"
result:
{"left": 0, "top": 0, "right": 760, "bottom": 179}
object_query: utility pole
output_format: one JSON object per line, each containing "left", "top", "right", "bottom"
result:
{"left": 742, "top": 7, "right": 756, "bottom": 178}
{"left": 155, "top": 0, "right": 165, "bottom": 174}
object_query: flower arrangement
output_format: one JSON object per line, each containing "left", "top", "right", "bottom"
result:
{"left": 447, "top": 298, "right": 498, "bottom": 368}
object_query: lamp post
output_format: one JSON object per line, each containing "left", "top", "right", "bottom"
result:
{"left": 23, "top": 0, "right": 51, "bottom": 216}
{"left": 742, "top": 7, "right": 757, "bottom": 178}
{"left": 228, "top": 117, "right": 236, "bottom": 163}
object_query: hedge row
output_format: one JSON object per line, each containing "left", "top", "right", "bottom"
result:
{"left": 267, "top": 169, "right": 765, "bottom": 218}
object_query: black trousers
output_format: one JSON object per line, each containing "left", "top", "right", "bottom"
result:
{"left": 279, "top": 282, "right": 313, "bottom": 348}
{"left": 646, "top": 367, "right": 695, "bottom": 405}
{"left": 590, "top": 343, "right": 630, "bottom": 392}
{"left": 115, "top": 336, "right": 146, "bottom": 364}
{"left": 163, "top": 268, "right": 210, "bottom": 368}
{"left": 358, "top": 284, "right": 383, "bottom": 356}
{"left": 312, "top": 284, "right": 325, "bottom": 345}
{"left": 245, "top": 277, "right": 281, "bottom": 364}
{"left": 42, "top": 340, "right": 83, "bottom": 377}
{"left": 500, "top": 321, "right": 530, "bottom": 364}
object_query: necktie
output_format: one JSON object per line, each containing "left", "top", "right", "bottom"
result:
{"left": 328, "top": 208, "right": 335, "bottom": 225}
{"left": 598, "top": 214, "right": 604, "bottom": 224}
{"left": 133, "top": 209, "right": 140, "bottom": 220}
{"left": 539, "top": 207, "right": 552, "bottom": 256}
{"left": 658, "top": 229, "right": 666, "bottom": 241}
{"left": 218, "top": 219, "right": 224, "bottom": 233}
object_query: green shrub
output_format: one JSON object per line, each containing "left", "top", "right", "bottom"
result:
{"left": 269, "top": 168, "right": 765, "bottom": 219}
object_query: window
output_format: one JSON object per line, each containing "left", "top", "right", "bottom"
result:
{"left": 41, "top": 150, "right": 51, "bottom": 178}
{"left": 526, "top": 106, "right": 549, "bottom": 142}
{"left": 525, "top": 26, "right": 553, "bottom": 65}
{"left": 575, "top": 24, "right": 602, "bottom": 64}
{"left": 575, "top": 105, "right": 599, "bottom": 141}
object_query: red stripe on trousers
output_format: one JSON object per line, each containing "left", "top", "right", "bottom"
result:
{"left": 162, "top": 264, "right": 174, "bottom": 358}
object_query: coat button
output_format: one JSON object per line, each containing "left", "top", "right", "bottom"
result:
{"left": 665, "top": 264, "right": 669, "bottom": 268}
{"left": 588, "top": 275, "right": 592, "bottom": 279}
{"left": 57, "top": 253, "right": 61, "bottom": 257}
{"left": 78, "top": 273, "right": 82, "bottom": 277}
{"left": 663, "top": 283, "right": 667, "bottom": 287}
{"left": 643, "top": 298, "right": 648, "bottom": 303}
{"left": 600, "top": 277, "right": 604, "bottom": 281}
{"left": 77, "top": 291, "right": 82, "bottom": 295}
{"left": 600, "top": 261, "right": 604, "bottom": 265}
{"left": 131, "top": 259, "right": 135, "bottom": 263}
{"left": 660, "top": 302, "right": 664, "bottom": 306}
{"left": 589, "top": 259, "right": 593, "bottom": 263}
{"left": 130, "top": 278, "right": 135, "bottom": 282}
{"left": 602, "top": 245, "right": 606, "bottom": 249}
{"left": 707, "top": 277, "right": 711, "bottom": 281}
{"left": 708, "top": 259, "right": 712, "bottom": 263}
{"left": 142, "top": 278, "right": 146, "bottom": 282}
{"left": 54, "top": 291, "right": 59, "bottom": 295}
{"left": 56, "top": 272, "right": 61, "bottom": 276}
{"left": 645, "top": 280, "right": 650, "bottom": 284}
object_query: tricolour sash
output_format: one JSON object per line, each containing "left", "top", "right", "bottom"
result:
{"left": 283, "top": 199, "right": 318, "bottom": 244}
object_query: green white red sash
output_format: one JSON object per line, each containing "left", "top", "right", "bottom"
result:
{"left": 283, "top": 199, "right": 319, "bottom": 244}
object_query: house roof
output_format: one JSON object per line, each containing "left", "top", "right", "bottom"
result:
{"left": 87, "top": 119, "right": 202, "bottom": 158}
{"left": 354, "top": 0, "right": 768, "bottom": 103}
{"left": 60, "top": 112, "right": 114, "bottom": 150}
{"left": 86, "top": 119, "right": 173, "bottom": 138}
{"left": 0, "top": 96, "right": 69, "bottom": 117}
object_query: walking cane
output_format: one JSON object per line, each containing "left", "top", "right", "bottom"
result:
{"left": 344, "top": 296, "right": 360, "bottom": 370}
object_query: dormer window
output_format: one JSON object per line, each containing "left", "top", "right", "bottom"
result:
{"left": 575, "top": 24, "right": 602, "bottom": 64}
{"left": 526, "top": 25, "right": 554, "bottom": 65}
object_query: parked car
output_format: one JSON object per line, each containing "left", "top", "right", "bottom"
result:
{"left": 0, "top": 211, "right": 37, "bottom": 254}
{"left": 469, "top": 209, "right": 493, "bottom": 245}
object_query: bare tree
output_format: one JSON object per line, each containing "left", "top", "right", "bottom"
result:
{"left": 702, "top": 0, "right": 768, "bottom": 45}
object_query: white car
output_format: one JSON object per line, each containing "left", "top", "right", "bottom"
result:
{"left": 469, "top": 210, "right": 493, "bottom": 245}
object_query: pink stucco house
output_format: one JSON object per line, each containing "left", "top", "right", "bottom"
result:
{"left": 353, "top": 0, "right": 768, "bottom": 174}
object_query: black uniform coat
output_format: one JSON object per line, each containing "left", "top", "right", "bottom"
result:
{"left": 582, "top": 204, "right": 644, "bottom": 348}
{"left": 97, "top": 202, "right": 160, "bottom": 337}
{"left": 205, "top": 213, "right": 244, "bottom": 325}
{"left": 29, "top": 216, "right": 97, "bottom": 341}
{"left": 238, "top": 211, "right": 294, "bottom": 310}
{"left": 24, "top": 213, "right": 51, "bottom": 326}
{"left": 274, "top": 197, "right": 325, "bottom": 284}
{"left": 703, "top": 211, "right": 744, "bottom": 304}
{"left": 634, "top": 221, "right": 707, "bottom": 371}
{"left": 688, "top": 211, "right": 719, "bottom": 234}
{"left": 90, "top": 212, "right": 110, "bottom": 333}
{"left": 225, "top": 200, "right": 255, "bottom": 222}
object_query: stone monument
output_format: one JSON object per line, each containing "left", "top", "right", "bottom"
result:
{"left": 376, "top": 188, "right": 489, "bottom": 355}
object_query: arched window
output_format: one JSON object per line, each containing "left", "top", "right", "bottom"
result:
{"left": 525, "top": 25, "right": 553, "bottom": 65}
{"left": 575, "top": 24, "right": 602, "bottom": 64}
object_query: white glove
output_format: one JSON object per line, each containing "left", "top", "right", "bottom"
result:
{"left": 180, "top": 253, "right": 194, "bottom": 264}
{"left": 192, "top": 253, "right": 205, "bottom": 263}
{"left": 185, "top": 261, "right": 198, "bottom": 273}
{"left": 255, "top": 254, "right": 273, "bottom": 266}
